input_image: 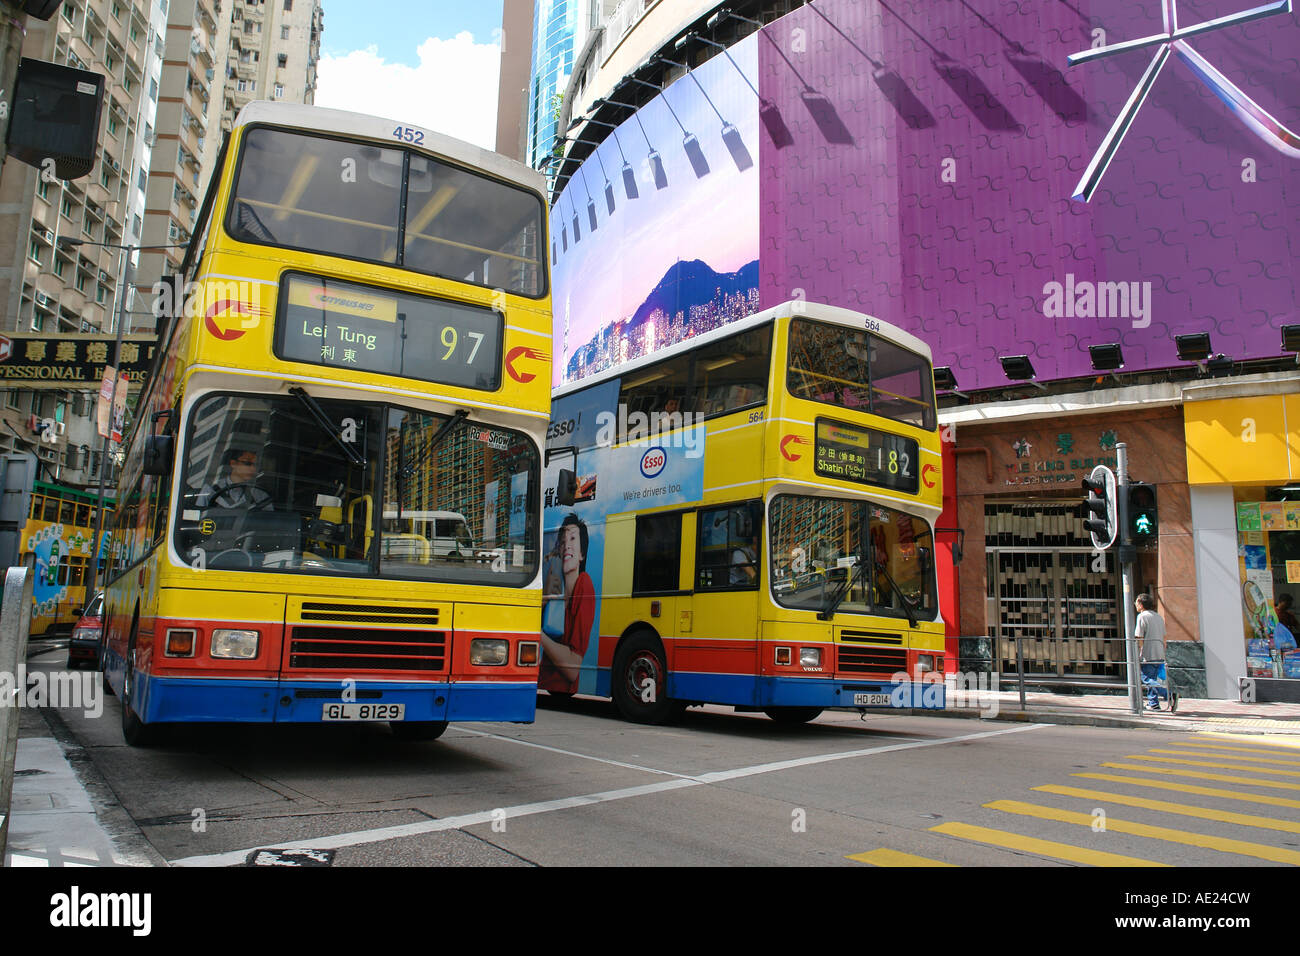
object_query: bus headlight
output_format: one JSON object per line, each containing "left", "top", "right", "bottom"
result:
{"left": 211, "top": 629, "right": 259, "bottom": 659}
{"left": 470, "top": 638, "right": 509, "bottom": 666}
{"left": 799, "top": 647, "right": 822, "bottom": 668}
{"left": 917, "top": 654, "right": 935, "bottom": 674}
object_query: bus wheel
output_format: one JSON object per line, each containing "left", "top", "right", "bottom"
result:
{"left": 764, "top": 707, "right": 824, "bottom": 724}
{"left": 390, "top": 720, "right": 448, "bottom": 741}
{"left": 612, "top": 632, "right": 683, "bottom": 725}
{"left": 120, "top": 659, "right": 158, "bottom": 747}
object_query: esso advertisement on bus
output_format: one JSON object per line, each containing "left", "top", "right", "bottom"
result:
{"left": 640, "top": 446, "right": 667, "bottom": 479}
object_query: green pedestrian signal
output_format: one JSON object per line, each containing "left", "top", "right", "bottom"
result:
{"left": 1127, "top": 482, "right": 1158, "bottom": 547}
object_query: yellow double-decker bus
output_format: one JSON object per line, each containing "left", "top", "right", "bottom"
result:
{"left": 541, "top": 301, "right": 945, "bottom": 723}
{"left": 103, "top": 103, "right": 554, "bottom": 744}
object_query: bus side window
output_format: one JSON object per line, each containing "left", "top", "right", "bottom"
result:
{"left": 632, "top": 512, "right": 682, "bottom": 594}
{"left": 43, "top": 497, "right": 59, "bottom": 522}
{"left": 31, "top": 495, "right": 43, "bottom": 520}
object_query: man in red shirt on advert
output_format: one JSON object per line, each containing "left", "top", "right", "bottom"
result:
{"left": 540, "top": 514, "right": 595, "bottom": 694}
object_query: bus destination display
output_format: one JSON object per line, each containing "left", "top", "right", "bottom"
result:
{"left": 814, "top": 418, "right": 919, "bottom": 494}
{"left": 276, "top": 273, "right": 503, "bottom": 391}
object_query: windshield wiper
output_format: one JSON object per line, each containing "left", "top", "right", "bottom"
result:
{"left": 818, "top": 558, "right": 865, "bottom": 621}
{"left": 398, "top": 409, "right": 469, "bottom": 505}
{"left": 874, "top": 560, "right": 919, "bottom": 628}
{"left": 289, "top": 386, "right": 364, "bottom": 467}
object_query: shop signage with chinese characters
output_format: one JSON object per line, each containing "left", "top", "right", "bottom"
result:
{"left": 0, "top": 333, "right": 157, "bottom": 388}
{"left": 1001, "top": 429, "right": 1120, "bottom": 487}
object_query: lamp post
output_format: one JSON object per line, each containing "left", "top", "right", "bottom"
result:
{"left": 56, "top": 238, "right": 184, "bottom": 601}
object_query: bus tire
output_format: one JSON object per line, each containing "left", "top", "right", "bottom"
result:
{"left": 763, "top": 707, "right": 824, "bottom": 724}
{"left": 121, "top": 619, "right": 158, "bottom": 747}
{"left": 611, "top": 631, "right": 683, "bottom": 725}
{"left": 390, "top": 720, "right": 448, "bottom": 741}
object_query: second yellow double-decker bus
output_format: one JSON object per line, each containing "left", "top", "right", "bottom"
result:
{"left": 103, "top": 103, "right": 555, "bottom": 744}
{"left": 541, "top": 301, "right": 945, "bottom": 723}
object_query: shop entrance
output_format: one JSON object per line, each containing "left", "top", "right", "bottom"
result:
{"left": 984, "top": 500, "right": 1125, "bottom": 684}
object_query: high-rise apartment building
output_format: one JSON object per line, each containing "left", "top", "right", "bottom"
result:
{"left": 525, "top": 0, "right": 575, "bottom": 171}
{"left": 0, "top": 0, "right": 321, "bottom": 490}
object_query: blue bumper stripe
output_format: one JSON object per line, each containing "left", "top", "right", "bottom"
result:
{"left": 133, "top": 671, "right": 536, "bottom": 724}
{"left": 667, "top": 671, "right": 946, "bottom": 709}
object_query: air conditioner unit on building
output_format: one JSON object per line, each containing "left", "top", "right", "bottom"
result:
{"left": 35, "top": 291, "right": 49, "bottom": 306}
{"left": 205, "top": 68, "right": 214, "bottom": 80}
{"left": 43, "top": 228, "right": 54, "bottom": 243}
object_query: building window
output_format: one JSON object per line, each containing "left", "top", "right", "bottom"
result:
{"left": 61, "top": 196, "right": 72, "bottom": 218}
{"left": 4, "top": 391, "right": 19, "bottom": 411}
{"left": 277, "top": 53, "right": 287, "bottom": 67}
{"left": 96, "top": 285, "right": 107, "bottom": 304}
{"left": 37, "top": 180, "right": 50, "bottom": 200}
{"left": 284, "top": 0, "right": 292, "bottom": 8}
{"left": 111, "top": 1, "right": 123, "bottom": 20}
{"left": 61, "top": 2, "right": 74, "bottom": 22}
{"left": 76, "top": 272, "right": 86, "bottom": 292}
{"left": 149, "top": 77, "right": 158, "bottom": 100}
{"left": 107, "top": 114, "right": 119, "bottom": 136}
{"left": 281, "top": 25, "right": 289, "bottom": 39}
{"left": 273, "top": 83, "right": 283, "bottom": 98}
{"left": 28, "top": 240, "right": 42, "bottom": 264}
{"left": 53, "top": 257, "right": 65, "bottom": 278}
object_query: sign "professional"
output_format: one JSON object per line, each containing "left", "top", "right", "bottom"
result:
{"left": 0, "top": 333, "right": 157, "bottom": 388}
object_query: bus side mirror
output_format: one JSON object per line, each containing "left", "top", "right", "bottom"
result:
{"left": 143, "top": 435, "right": 173, "bottom": 475}
{"left": 556, "top": 469, "right": 577, "bottom": 507}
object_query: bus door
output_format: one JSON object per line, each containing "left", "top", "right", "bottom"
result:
{"left": 676, "top": 501, "right": 762, "bottom": 705}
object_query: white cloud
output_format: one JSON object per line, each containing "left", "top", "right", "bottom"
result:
{"left": 315, "top": 32, "right": 500, "bottom": 150}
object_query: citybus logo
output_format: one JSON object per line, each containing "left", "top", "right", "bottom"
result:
{"left": 203, "top": 299, "right": 253, "bottom": 340}
{"left": 639, "top": 446, "right": 667, "bottom": 478}
{"left": 781, "top": 434, "right": 809, "bottom": 461}
{"left": 922, "top": 463, "right": 938, "bottom": 488}
{"left": 506, "top": 346, "right": 545, "bottom": 383}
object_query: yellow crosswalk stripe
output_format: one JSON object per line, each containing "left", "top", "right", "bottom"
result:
{"left": 1150, "top": 748, "right": 1300, "bottom": 766}
{"left": 929, "top": 821, "right": 1167, "bottom": 867}
{"left": 1199, "top": 733, "right": 1300, "bottom": 750}
{"left": 1176, "top": 741, "right": 1300, "bottom": 760}
{"left": 986, "top": 800, "right": 1300, "bottom": 865}
{"left": 1033, "top": 784, "right": 1300, "bottom": 833}
{"left": 846, "top": 848, "right": 957, "bottom": 867}
{"left": 1100, "top": 761, "right": 1300, "bottom": 790}
{"left": 1073, "top": 771, "right": 1300, "bottom": 809}
{"left": 1124, "top": 754, "right": 1300, "bottom": 777}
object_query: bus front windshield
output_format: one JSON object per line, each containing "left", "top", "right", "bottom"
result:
{"left": 226, "top": 126, "right": 546, "bottom": 297}
{"left": 786, "top": 319, "right": 935, "bottom": 430}
{"left": 768, "top": 494, "right": 937, "bottom": 621}
{"left": 175, "top": 393, "right": 539, "bottom": 585}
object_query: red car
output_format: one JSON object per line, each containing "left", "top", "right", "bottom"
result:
{"left": 67, "top": 591, "right": 104, "bottom": 669}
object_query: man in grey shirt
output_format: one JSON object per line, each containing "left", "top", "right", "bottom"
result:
{"left": 1135, "top": 593, "right": 1167, "bottom": 710}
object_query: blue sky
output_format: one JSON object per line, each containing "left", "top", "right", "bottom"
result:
{"left": 321, "top": 0, "right": 505, "bottom": 67}
{"left": 315, "top": 0, "right": 507, "bottom": 148}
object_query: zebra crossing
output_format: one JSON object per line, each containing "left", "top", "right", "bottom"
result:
{"left": 849, "top": 732, "right": 1300, "bottom": 866}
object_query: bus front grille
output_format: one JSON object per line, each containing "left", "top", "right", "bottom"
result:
{"left": 289, "top": 627, "right": 447, "bottom": 671}
{"left": 837, "top": 647, "right": 907, "bottom": 676}
{"left": 297, "top": 603, "right": 441, "bottom": 626}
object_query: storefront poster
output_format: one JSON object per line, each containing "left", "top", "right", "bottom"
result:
{"left": 1243, "top": 545, "right": 1267, "bottom": 570}
{"left": 1236, "top": 503, "right": 1261, "bottom": 531}
{"left": 1288, "top": 561, "right": 1300, "bottom": 585}
{"left": 1261, "top": 503, "right": 1285, "bottom": 532}
{"left": 1287, "top": 506, "right": 1300, "bottom": 532}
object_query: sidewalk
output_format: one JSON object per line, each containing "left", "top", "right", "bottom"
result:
{"left": 3, "top": 707, "right": 162, "bottom": 867}
{"left": 938, "top": 688, "right": 1300, "bottom": 734}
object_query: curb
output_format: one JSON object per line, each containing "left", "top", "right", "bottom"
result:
{"left": 38, "top": 705, "right": 169, "bottom": 867}
{"left": 929, "top": 705, "right": 1300, "bottom": 734}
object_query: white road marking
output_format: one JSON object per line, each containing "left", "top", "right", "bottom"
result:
{"left": 169, "top": 723, "right": 1046, "bottom": 866}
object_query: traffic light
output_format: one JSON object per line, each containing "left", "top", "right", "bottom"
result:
{"left": 1127, "top": 482, "right": 1158, "bottom": 548}
{"left": 1081, "top": 466, "right": 1116, "bottom": 550}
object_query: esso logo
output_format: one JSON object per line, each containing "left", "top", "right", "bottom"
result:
{"left": 640, "top": 446, "right": 667, "bottom": 478}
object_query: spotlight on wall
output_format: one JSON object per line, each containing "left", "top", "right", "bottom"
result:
{"left": 1088, "top": 343, "right": 1124, "bottom": 371}
{"left": 1206, "top": 353, "right": 1234, "bottom": 376}
{"left": 1282, "top": 324, "right": 1300, "bottom": 354}
{"left": 933, "top": 366, "right": 958, "bottom": 391}
{"left": 1000, "top": 354, "right": 1037, "bottom": 381}
{"left": 1174, "top": 332, "right": 1212, "bottom": 361}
